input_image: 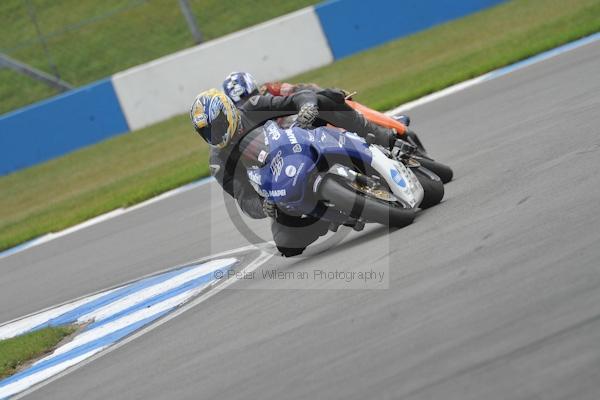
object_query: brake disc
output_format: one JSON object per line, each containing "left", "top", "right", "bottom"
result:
{"left": 349, "top": 181, "right": 397, "bottom": 202}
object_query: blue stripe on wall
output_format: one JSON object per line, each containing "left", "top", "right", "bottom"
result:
{"left": 315, "top": 0, "right": 507, "bottom": 59}
{"left": 0, "top": 79, "right": 129, "bottom": 176}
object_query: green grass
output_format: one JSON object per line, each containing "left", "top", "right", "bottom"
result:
{"left": 0, "top": 114, "right": 209, "bottom": 251}
{"left": 0, "top": 0, "right": 319, "bottom": 114}
{"left": 0, "top": 0, "right": 599, "bottom": 251}
{"left": 293, "top": 0, "right": 600, "bottom": 110}
{"left": 0, "top": 326, "right": 77, "bottom": 380}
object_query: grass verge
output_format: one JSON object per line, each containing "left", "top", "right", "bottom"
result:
{"left": 1, "top": 0, "right": 599, "bottom": 251}
{"left": 0, "top": 325, "right": 77, "bottom": 380}
{"left": 293, "top": 0, "right": 600, "bottom": 110}
{"left": 0, "top": 0, "right": 319, "bottom": 114}
{"left": 0, "top": 114, "right": 209, "bottom": 251}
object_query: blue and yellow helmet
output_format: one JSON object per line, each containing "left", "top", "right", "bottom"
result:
{"left": 190, "top": 89, "right": 240, "bottom": 149}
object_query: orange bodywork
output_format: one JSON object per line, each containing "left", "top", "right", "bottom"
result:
{"left": 345, "top": 100, "right": 407, "bottom": 136}
{"left": 262, "top": 82, "right": 407, "bottom": 136}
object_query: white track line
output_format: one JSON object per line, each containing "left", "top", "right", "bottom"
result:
{"left": 49, "top": 289, "right": 201, "bottom": 358}
{"left": 0, "top": 252, "right": 268, "bottom": 399}
{"left": 0, "top": 290, "right": 117, "bottom": 341}
{"left": 0, "top": 243, "right": 264, "bottom": 336}
{"left": 76, "top": 258, "right": 235, "bottom": 324}
{"left": 0, "top": 257, "right": 237, "bottom": 341}
{"left": 0, "top": 349, "right": 104, "bottom": 400}
{"left": 11, "top": 248, "right": 273, "bottom": 400}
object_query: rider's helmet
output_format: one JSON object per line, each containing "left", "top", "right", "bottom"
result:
{"left": 190, "top": 89, "right": 240, "bottom": 149}
{"left": 222, "top": 71, "right": 258, "bottom": 105}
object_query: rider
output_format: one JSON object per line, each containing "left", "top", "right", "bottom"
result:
{"left": 221, "top": 71, "right": 402, "bottom": 148}
{"left": 223, "top": 72, "right": 419, "bottom": 148}
{"left": 192, "top": 76, "right": 398, "bottom": 257}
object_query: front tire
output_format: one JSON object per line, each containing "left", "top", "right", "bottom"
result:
{"left": 318, "top": 177, "right": 416, "bottom": 228}
{"left": 412, "top": 167, "right": 444, "bottom": 208}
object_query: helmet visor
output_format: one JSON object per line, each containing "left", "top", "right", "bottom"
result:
{"left": 199, "top": 110, "right": 229, "bottom": 147}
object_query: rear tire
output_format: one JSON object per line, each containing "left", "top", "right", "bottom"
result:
{"left": 417, "top": 158, "right": 453, "bottom": 184}
{"left": 412, "top": 167, "right": 444, "bottom": 208}
{"left": 319, "top": 177, "right": 416, "bottom": 228}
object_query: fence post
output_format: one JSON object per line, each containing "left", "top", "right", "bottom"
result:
{"left": 0, "top": 53, "right": 73, "bottom": 92}
{"left": 24, "top": 0, "right": 63, "bottom": 81}
{"left": 178, "top": 0, "right": 203, "bottom": 44}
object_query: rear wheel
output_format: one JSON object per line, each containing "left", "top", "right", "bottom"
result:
{"left": 417, "top": 158, "right": 453, "bottom": 184}
{"left": 318, "top": 177, "right": 416, "bottom": 228}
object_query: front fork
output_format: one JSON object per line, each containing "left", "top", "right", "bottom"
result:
{"left": 369, "top": 146, "right": 424, "bottom": 208}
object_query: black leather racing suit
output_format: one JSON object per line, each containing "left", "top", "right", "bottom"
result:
{"left": 208, "top": 89, "right": 396, "bottom": 256}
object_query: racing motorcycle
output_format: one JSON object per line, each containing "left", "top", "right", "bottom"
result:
{"left": 243, "top": 121, "right": 444, "bottom": 230}
{"left": 261, "top": 82, "right": 453, "bottom": 184}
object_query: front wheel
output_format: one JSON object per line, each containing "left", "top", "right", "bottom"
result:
{"left": 318, "top": 177, "right": 416, "bottom": 228}
{"left": 412, "top": 167, "right": 444, "bottom": 208}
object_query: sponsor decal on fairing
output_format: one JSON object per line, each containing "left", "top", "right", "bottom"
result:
{"left": 292, "top": 163, "right": 305, "bottom": 186}
{"left": 285, "top": 129, "right": 298, "bottom": 144}
{"left": 258, "top": 150, "right": 267, "bottom": 163}
{"left": 266, "top": 123, "right": 281, "bottom": 140}
{"left": 285, "top": 165, "right": 297, "bottom": 177}
{"left": 247, "top": 170, "right": 261, "bottom": 185}
{"left": 390, "top": 168, "right": 406, "bottom": 188}
{"left": 270, "top": 150, "right": 284, "bottom": 181}
{"left": 267, "top": 189, "right": 286, "bottom": 197}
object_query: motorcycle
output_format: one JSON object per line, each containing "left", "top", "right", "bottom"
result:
{"left": 261, "top": 82, "right": 454, "bottom": 184}
{"left": 243, "top": 121, "right": 444, "bottom": 230}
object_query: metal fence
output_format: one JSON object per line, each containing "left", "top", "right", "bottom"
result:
{"left": 0, "top": 0, "right": 318, "bottom": 114}
{"left": 0, "top": 0, "right": 202, "bottom": 91}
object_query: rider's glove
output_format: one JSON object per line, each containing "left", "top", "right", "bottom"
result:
{"left": 340, "top": 88, "right": 355, "bottom": 100}
{"left": 296, "top": 103, "right": 319, "bottom": 128}
{"left": 263, "top": 199, "right": 278, "bottom": 219}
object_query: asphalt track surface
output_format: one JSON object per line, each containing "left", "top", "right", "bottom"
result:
{"left": 2, "top": 40, "right": 600, "bottom": 399}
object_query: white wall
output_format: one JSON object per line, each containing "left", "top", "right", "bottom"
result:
{"left": 112, "top": 7, "right": 333, "bottom": 130}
